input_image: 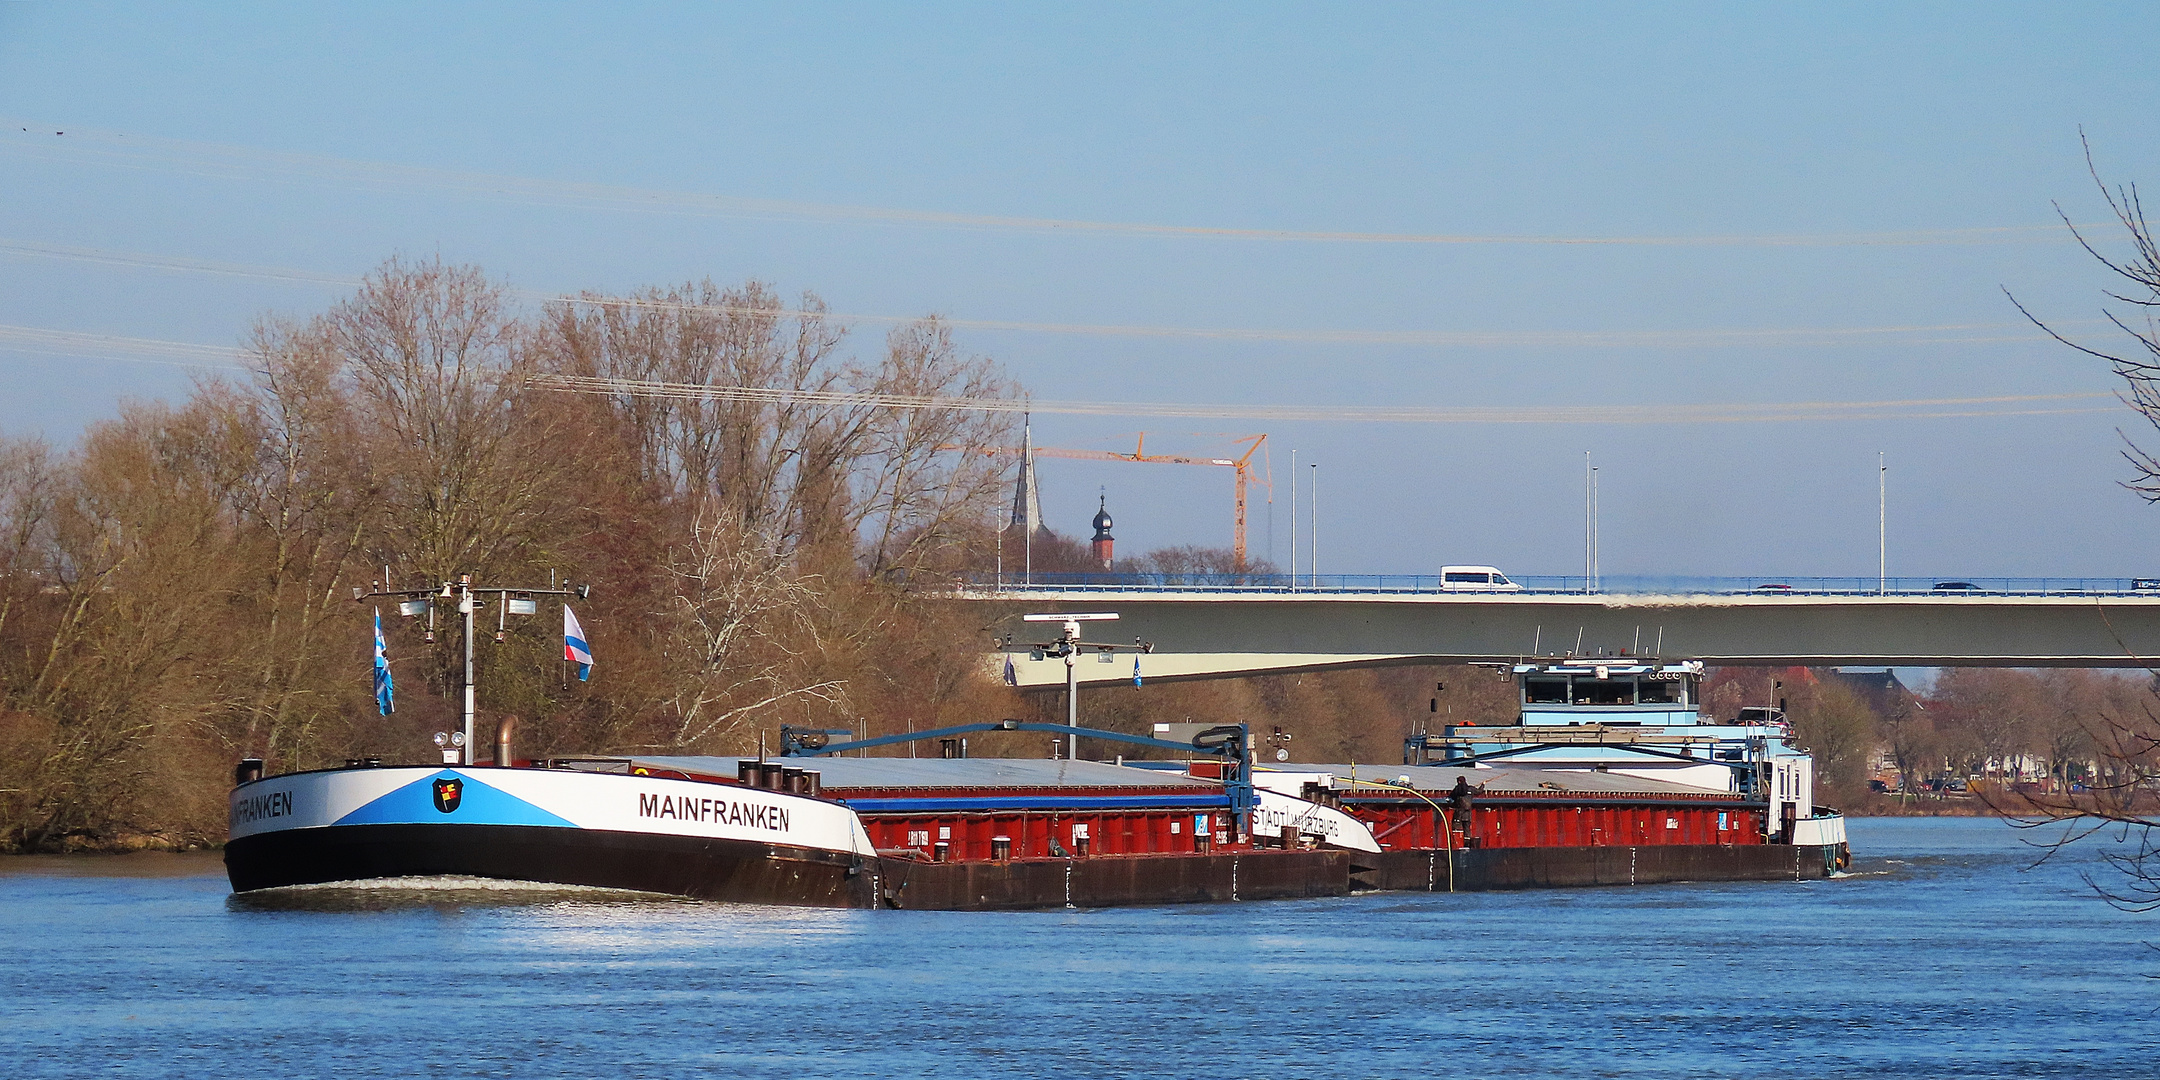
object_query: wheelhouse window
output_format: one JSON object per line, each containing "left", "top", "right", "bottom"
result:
{"left": 1573, "top": 677, "right": 1636, "bottom": 705}
{"left": 1638, "top": 678, "right": 1683, "bottom": 704}
{"left": 1523, "top": 678, "right": 1569, "bottom": 704}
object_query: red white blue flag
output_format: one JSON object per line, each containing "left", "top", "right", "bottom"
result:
{"left": 564, "top": 605, "right": 593, "bottom": 681}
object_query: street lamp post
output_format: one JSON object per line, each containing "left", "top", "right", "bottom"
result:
{"left": 1879, "top": 452, "right": 1888, "bottom": 596}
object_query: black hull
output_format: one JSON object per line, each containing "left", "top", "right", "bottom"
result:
{"left": 226, "top": 824, "right": 875, "bottom": 907}
{"left": 874, "top": 849, "right": 1352, "bottom": 910}
{"left": 227, "top": 824, "right": 1841, "bottom": 909}
{"left": 227, "top": 824, "right": 1351, "bottom": 910}
{"left": 1354, "top": 842, "right": 1844, "bottom": 892}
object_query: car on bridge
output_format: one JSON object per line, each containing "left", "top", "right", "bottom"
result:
{"left": 1439, "top": 565, "right": 1521, "bottom": 592}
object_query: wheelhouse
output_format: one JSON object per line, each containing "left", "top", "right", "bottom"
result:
{"left": 1513, "top": 659, "right": 1702, "bottom": 726}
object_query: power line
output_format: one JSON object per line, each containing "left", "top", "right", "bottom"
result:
{"left": 0, "top": 238, "right": 360, "bottom": 288}
{"left": 0, "top": 324, "right": 248, "bottom": 368}
{"left": 0, "top": 326, "right": 2108, "bottom": 427}
{"left": 0, "top": 237, "right": 2104, "bottom": 350}
{"left": 524, "top": 373, "right": 2119, "bottom": 425}
{"left": 0, "top": 122, "right": 2100, "bottom": 248}
{"left": 0, "top": 327, "right": 2119, "bottom": 427}
{"left": 553, "top": 292, "right": 2083, "bottom": 349}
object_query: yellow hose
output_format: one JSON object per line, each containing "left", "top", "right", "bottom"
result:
{"left": 1341, "top": 773, "right": 1458, "bottom": 894}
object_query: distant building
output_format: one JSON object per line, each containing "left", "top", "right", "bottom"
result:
{"left": 1090, "top": 494, "right": 1114, "bottom": 569}
{"left": 1833, "top": 669, "right": 1927, "bottom": 785}
{"left": 1831, "top": 669, "right": 1924, "bottom": 719}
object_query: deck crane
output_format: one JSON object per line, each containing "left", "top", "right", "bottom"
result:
{"left": 973, "top": 434, "right": 1270, "bottom": 566}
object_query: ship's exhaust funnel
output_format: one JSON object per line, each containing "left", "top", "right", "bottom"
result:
{"left": 495, "top": 715, "right": 517, "bottom": 767}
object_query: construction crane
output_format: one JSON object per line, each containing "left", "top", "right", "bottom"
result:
{"left": 973, "top": 434, "right": 1270, "bottom": 566}
{"left": 522, "top": 373, "right": 1275, "bottom": 563}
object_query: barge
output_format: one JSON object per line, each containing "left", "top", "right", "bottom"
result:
{"left": 226, "top": 720, "right": 1379, "bottom": 909}
{"left": 225, "top": 588, "right": 1843, "bottom": 907}
{"left": 1366, "top": 655, "right": 1850, "bottom": 885}
{"left": 632, "top": 754, "right": 1374, "bottom": 909}
{"left": 1265, "top": 763, "right": 1842, "bottom": 891}
{"left": 227, "top": 711, "right": 1844, "bottom": 907}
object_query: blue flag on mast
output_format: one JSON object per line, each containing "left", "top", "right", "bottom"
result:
{"left": 372, "top": 608, "right": 395, "bottom": 715}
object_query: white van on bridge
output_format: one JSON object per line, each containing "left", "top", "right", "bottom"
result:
{"left": 1439, "top": 565, "right": 1521, "bottom": 592}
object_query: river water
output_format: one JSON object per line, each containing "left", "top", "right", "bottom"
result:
{"left": 1, "top": 817, "right": 2153, "bottom": 1078}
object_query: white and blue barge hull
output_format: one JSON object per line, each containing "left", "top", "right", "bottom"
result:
{"left": 226, "top": 763, "right": 882, "bottom": 905}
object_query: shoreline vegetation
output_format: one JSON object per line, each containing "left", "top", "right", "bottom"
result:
{"left": 0, "top": 259, "right": 1451, "bottom": 853}
{"left": 1, "top": 259, "right": 2145, "bottom": 853}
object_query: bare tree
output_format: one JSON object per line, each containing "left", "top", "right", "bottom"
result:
{"left": 653, "top": 505, "right": 847, "bottom": 751}
{"left": 853, "top": 318, "right": 1017, "bottom": 576}
{"left": 1115, "top": 545, "right": 1279, "bottom": 582}
{"left": 0, "top": 401, "right": 258, "bottom": 847}
{"left": 546, "top": 282, "right": 868, "bottom": 547}
{"left": 2009, "top": 132, "right": 2160, "bottom": 502}
{"left": 546, "top": 289, "right": 1016, "bottom": 572}
{"left": 1875, "top": 689, "right": 1942, "bottom": 801}
{"left": 332, "top": 257, "right": 564, "bottom": 583}
{"left": 1999, "top": 693, "right": 2160, "bottom": 911}
{"left": 1934, "top": 668, "right": 2048, "bottom": 786}
{"left": 1789, "top": 678, "right": 1878, "bottom": 800}
{"left": 538, "top": 287, "right": 1018, "bottom": 752}
{"left": 2035, "top": 670, "right": 2108, "bottom": 790}
{"left": 197, "top": 320, "right": 376, "bottom": 767}
{"left": 2006, "top": 134, "right": 2160, "bottom": 905}
{"left": 0, "top": 437, "right": 57, "bottom": 642}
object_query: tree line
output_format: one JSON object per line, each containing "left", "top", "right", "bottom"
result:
{"left": 0, "top": 258, "right": 1438, "bottom": 851}
{"left": 1703, "top": 666, "right": 2160, "bottom": 808}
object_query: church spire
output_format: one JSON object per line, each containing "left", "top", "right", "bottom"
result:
{"left": 1090, "top": 489, "right": 1114, "bottom": 569}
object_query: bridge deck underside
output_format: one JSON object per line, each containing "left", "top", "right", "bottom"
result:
{"left": 970, "top": 592, "right": 2160, "bottom": 687}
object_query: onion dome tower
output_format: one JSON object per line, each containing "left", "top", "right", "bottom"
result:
{"left": 1090, "top": 492, "right": 1115, "bottom": 569}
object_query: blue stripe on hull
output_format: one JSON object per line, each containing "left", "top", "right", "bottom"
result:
{"left": 333, "top": 771, "right": 578, "bottom": 828}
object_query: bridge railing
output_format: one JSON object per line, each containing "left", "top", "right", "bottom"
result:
{"left": 965, "top": 573, "right": 2160, "bottom": 596}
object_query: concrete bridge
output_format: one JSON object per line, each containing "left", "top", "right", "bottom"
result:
{"left": 962, "top": 576, "right": 2160, "bottom": 687}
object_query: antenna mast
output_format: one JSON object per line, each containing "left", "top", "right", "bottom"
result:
{"left": 356, "top": 573, "right": 590, "bottom": 765}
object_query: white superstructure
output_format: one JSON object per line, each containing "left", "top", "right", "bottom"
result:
{"left": 1409, "top": 658, "right": 1845, "bottom": 850}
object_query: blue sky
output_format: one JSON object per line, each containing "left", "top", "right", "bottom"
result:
{"left": 3, "top": 3, "right": 2159, "bottom": 577}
